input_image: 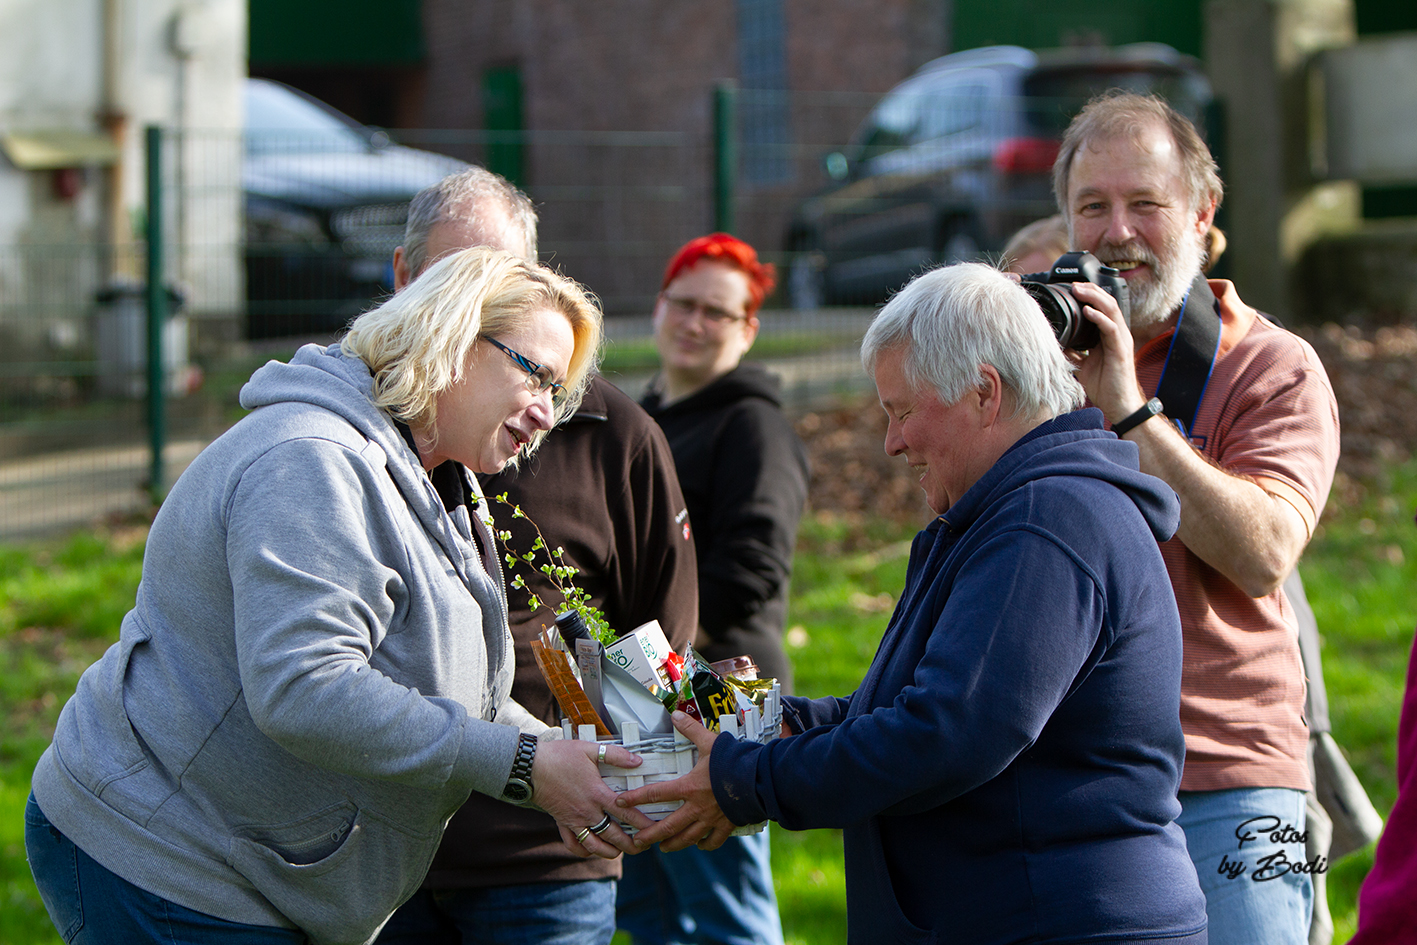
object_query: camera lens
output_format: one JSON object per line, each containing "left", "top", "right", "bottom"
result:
{"left": 1021, "top": 282, "right": 1100, "bottom": 351}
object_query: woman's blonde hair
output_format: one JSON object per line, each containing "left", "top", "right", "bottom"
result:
{"left": 342, "top": 246, "right": 602, "bottom": 435}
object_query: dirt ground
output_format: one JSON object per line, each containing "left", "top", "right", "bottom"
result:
{"left": 793, "top": 322, "right": 1417, "bottom": 526}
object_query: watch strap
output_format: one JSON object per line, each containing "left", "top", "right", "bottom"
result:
{"left": 1112, "top": 397, "right": 1164, "bottom": 438}
{"left": 502, "top": 732, "right": 537, "bottom": 804}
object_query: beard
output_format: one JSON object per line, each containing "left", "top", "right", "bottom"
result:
{"left": 1090, "top": 224, "right": 1206, "bottom": 331}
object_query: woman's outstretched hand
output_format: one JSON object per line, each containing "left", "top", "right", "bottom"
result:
{"left": 530, "top": 736, "right": 655, "bottom": 858}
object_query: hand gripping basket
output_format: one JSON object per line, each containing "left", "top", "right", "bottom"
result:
{"left": 562, "top": 679, "right": 782, "bottom": 837}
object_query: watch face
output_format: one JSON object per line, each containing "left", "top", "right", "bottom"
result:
{"left": 503, "top": 778, "right": 533, "bottom": 803}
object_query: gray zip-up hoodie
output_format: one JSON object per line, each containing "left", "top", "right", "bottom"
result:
{"left": 32, "top": 344, "right": 548, "bottom": 945}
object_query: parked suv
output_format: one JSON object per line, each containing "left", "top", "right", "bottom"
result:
{"left": 785, "top": 44, "right": 1212, "bottom": 307}
{"left": 244, "top": 79, "right": 466, "bottom": 338}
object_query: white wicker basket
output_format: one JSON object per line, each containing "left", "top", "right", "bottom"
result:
{"left": 563, "top": 679, "right": 781, "bottom": 836}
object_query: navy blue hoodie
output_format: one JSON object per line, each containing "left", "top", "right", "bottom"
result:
{"left": 711, "top": 409, "right": 1208, "bottom": 944}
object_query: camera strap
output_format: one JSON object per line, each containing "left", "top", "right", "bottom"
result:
{"left": 1153, "top": 274, "right": 1222, "bottom": 438}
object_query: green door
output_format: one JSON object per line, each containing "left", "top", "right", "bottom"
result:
{"left": 483, "top": 66, "right": 525, "bottom": 187}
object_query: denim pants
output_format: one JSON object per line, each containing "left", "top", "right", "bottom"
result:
{"left": 25, "top": 793, "right": 307, "bottom": 945}
{"left": 616, "top": 829, "right": 783, "bottom": 945}
{"left": 1176, "top": 787, "right": 1314, "bottom": 945}
{"left": 374, "top": 878, "right": 617, "bottom": 945}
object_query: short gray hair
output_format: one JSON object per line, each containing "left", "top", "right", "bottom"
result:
{"left": 404, "top": 167, "right": 539, "bottom": 273}
{"left": 1053, "top": 92, "right": 1223, "bottom": 216}
{"left": 861, "top": 263, "right": 1084, "bottom": 420}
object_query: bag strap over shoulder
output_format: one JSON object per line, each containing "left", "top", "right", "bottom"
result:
{"left": 1153, "top": 273, "right": 1222, "bottom": 438}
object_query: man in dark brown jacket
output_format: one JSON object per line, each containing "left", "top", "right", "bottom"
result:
{"left": 376, "top": 168, "right": 698, "bottom": 945}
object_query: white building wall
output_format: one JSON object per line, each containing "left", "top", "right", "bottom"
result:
{"left": 0, "top": 0, "right": 105, "bottom": 129}
{"left": 0, "top": 0, "right": 244, "bottom": 359}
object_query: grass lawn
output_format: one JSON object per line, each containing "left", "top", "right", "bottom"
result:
{"left": 0, "top": 526, "right": 148, "bottom": 944}
{"left": 1292, "top": 459, "right": 1417, "bottom": 942}
{"left": 1, "top": 458, "right": 1412, "bottom": 943}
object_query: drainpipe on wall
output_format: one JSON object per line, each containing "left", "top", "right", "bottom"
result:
{"left": 100, "top": 0, "right": 131, "bottom": 277}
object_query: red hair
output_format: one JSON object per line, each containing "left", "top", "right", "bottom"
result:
{"left": 661, "top": 233, "right": 777, "bottom": 316}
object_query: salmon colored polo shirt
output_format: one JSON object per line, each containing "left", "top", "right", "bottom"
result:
{"left": 1131, "top": 279, "right": 1340, "bottom": 793}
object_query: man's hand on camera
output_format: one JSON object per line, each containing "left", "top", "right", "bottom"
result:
{"left": 1067, "top": 281, "right": 1148, "bottom": 426}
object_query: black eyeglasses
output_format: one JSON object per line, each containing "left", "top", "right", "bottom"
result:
{"left": 659, "top": 293, "right": 748, "bottom": 325}
{"left": 485, "top": 337, "right": 568, "bottom": 408}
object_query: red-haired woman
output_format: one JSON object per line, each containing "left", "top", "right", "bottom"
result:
{"left": 618, "top": 234, "right": 808, "bottom": 945}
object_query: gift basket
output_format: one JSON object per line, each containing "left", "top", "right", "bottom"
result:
{"left": 490, "top": 492, "right": 781, "bottom": 835}
{"left": 534, "top": 611, "right": 781, "bottom": 836}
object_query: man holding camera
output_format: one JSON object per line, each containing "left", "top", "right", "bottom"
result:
{"left": 1053, "top": 93, "right": 1340, "bottom": 944}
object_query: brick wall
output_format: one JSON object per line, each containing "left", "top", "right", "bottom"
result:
{"left": 417, "top": 0, "right": 948, "bottom": 311}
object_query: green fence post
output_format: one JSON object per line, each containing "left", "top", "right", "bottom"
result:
{"left": 713, "top": 81, "right": 737, "bottom": 235}
{"left": 145, "top": 124, "right": 166, "bottom": 504}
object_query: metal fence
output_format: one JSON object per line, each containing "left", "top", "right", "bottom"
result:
{"left": 0, "top": 312, "right": 875, "bottom": 543}
{"left": 1, "top": 79, "right": 1166, "bottom": 539}
{"left": 0, "top": 87, "right": 900, "bottom": 541}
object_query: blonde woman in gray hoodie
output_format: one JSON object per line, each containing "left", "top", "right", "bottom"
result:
{"left": 26, "top": 247, "right": 652, "bottom": 945}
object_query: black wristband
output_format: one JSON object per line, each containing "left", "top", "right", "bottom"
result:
{"left": 1112, "top": 397, "right": 1164, "bottom": 438}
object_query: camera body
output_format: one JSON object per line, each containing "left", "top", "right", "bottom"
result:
{"left": 1019, "top": 251, "right": 1130, "bottom": 351}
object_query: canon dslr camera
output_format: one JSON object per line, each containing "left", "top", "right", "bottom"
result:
{"left": 1019, "top": 251, "right": 1130, "bottom": 351}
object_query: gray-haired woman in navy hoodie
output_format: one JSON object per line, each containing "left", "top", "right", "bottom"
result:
{"left": 624, "top": 262, "right": 1209, "bottom": 945}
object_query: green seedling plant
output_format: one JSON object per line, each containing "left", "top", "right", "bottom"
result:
{"left": 488, "top": 492, "right": 614, "bottom": 646}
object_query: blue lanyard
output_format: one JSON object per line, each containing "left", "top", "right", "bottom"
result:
{"left": 1153, "top": 274, "right": 1222, "bottom": 438}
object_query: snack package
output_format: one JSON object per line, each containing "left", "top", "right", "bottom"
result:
{"left": 725, "top": 675, "right": 776, "bottom": 713}
{"left": 692, "top": 671, "right": 744, "bottom": 731}
{"left": 673, "top": 678, "right": 702, "bottom": 722}
{"left": 676, "top": 647, "right": 743, "bottom": 733}
{"left": 665, "top": 649, "right": 710, "bottom": 721}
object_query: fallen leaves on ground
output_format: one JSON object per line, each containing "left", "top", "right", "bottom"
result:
{"left": 794, "top": 322, "right": 1417, "bottom": 525}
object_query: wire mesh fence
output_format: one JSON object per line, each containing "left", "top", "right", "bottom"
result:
{"left": 0, "top": 87, "right": 895, "bottom": 541}
{"left": 2, "top": 76, "right": 1195, "bottom": 539}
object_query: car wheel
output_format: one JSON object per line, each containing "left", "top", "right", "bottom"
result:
{"left": 788, "top": 249, "right": 828, "bottom": 310}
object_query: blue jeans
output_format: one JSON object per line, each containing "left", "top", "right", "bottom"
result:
{"left": 24, "top": 793, "right": 307, "bottom": 944}
{"left": 375, "top": 878, "right": 617, "bottom": 945}
{"left": 1176, "top": 787, "right": 1313, "bottom": 945}
{"left": 616, "top": 829, "right": 783, "bottom": 945}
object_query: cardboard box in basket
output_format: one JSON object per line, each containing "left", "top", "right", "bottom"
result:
{"left": 603, "top": 620, "right": 673, "bottom": 690}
